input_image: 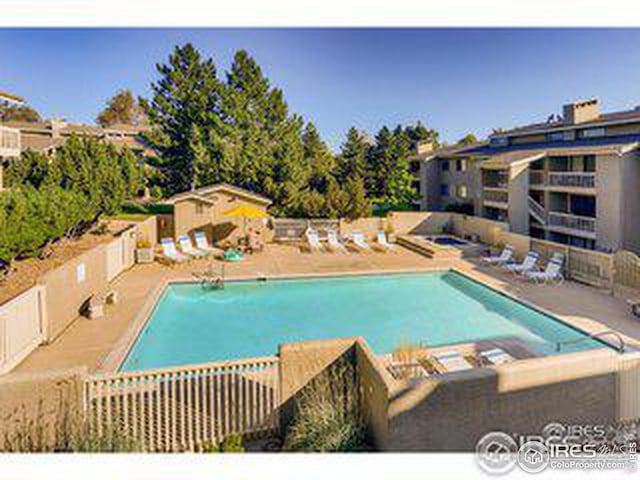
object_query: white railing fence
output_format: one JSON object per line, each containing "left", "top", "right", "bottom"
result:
{"left": 85, "top": 356, "right": 280, "bottom": 452}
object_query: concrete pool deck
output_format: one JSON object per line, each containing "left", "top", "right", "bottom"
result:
{"left": 11, "top": 242, "right": 640, "bottom": 375}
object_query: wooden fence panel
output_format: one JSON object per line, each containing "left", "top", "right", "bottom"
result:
{"left": 272, "top": 219, "right": 339, "bottom": 241}
{"left": 86, "top": 357, "right": 280, "bottom": 451}
{"left": 529, "top": 239, "right": 613, "bottom": 288}
{"left": 617, "top": 354, "right": 640, "bottom": 423}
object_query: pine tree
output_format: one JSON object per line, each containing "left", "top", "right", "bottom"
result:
{"left": 337, "top": 127, "right": 368, "bottom": 182}
{"left": 367, "top": 126, "right": 394, "bottom": 200}
{"left": 143, "top": 43, "right": 222, "bottom": 194}
{"left": 303, "top": 122, "right": 335, "bottom": 195}
{"left": 344, "top": 176, "right": 372, "bottom": 220}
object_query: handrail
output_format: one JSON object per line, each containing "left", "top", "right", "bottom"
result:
{"left": 556, "top": 330, "right": 626, "bottom": 353}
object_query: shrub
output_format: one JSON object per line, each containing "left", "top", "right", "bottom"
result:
{"left": 196, "top": 434, "right": 245, "bottom": 453}
{"left": 1, "top": 396, "right": 139, "bottom": 453}
{"left": 283, "top": 360, "right": 368, "bottom": 452}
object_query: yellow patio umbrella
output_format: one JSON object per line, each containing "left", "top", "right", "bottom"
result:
{"left": 223, "top": 204, "right": 270, "bottom": 238}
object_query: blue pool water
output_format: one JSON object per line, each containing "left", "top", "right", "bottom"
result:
{"left": 429, "top": 236, "right": 469, "bottom": 247}
{"left": 121, "top": 271, "right": 609, "bottom": 371}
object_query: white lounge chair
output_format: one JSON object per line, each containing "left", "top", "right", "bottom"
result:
{"left": 503, "top": 251, "right": 540, "bottom": 275}
{"left": 376, "top": 231, "right": 396, "bottom": 251}
{"left": 327, "top": 230, "right": 347, "bottom": 253}
{"left": 432, "top": 350, "right": 473, "bottom": 372}
{"left": 524, "top": 253, "right": 564, "bottom": 284}
{"left": 160, "top": 238, "right": 189, "bottom": 263}
{"left": 480, "top": 348, "right": 514, "bottom": 366}
{"left": 305, "top": 228, "right": 324, "bottom": 252}
{"left": 178, "top": 235, "right": 207, "bottom": 258}
{"left": 194, "top": 231, "right": 218, "bottom": 255}
{"left": 351, "top": 232, "right": 371, "bottom": 251}
{"left": 484, "top": 245, "right": 513, "bottom": 265}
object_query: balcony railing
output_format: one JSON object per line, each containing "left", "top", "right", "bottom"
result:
{"left": 548, "top": 172, "right": 596, "bottom": 189}
{"left": 483, "top": 190, "right": 509, "bottom": 204}
{"left": 529, "top": 170, "right": 545, "bottom": 186}
{"left": 0, "top": 127, "right": 20, "bottom": 154}
{"left": 548, "top": 212, "right": 596, "bottom": 233}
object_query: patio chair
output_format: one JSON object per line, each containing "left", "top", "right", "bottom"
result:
{"left": 479, "top": 348, "right": 514, "bottom": 366}
{"left": 376, "top": 231, "right": 396, "bottom": 251}
{"left": 483, "top": 245, "right": 513, "bottom": 265}
{"left": 502, "top": 251, "right": 540, "bottom": 275}
{"left": 524, "top": 253, "right": 564, "bottom": 284}
{"left": 178, "top": 235, "right": 207, "bottom": 258}
{"left": 305, "top": 228, "right": 324, "bottom": 252}
{"left": 327, "top": 230, "right": 348, "bottom": 253}
{"left": 351, "top": 231, "right": 372, "bottom": 252}
{"left": 160, "top": 238, "right": 189, "bottom": 263}
{"left": 194, "top": 231, "right": 218, "bottom": 255}
{"left": 432, "top": 350, "right": 474, "bottom": 372}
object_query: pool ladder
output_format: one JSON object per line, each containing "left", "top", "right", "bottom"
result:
{"left": 555, "top": 330, "right": 626, "bottom": 353}
{"left": 198, "top": 262, "right": 225, "bottom": 290}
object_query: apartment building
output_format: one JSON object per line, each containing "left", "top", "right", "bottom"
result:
{"left": 0, "top": 125, "right": 21, "bottom": 190}
{"left": 0, "top": 119, "right": 154, "bottom": 157}
{"left": 415, "top": 99, "right": 640, "bottom": 253}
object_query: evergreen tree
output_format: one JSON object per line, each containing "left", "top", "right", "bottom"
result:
{"left": 303, "top": 122, "right": 335, "bottom": 195}
{"left": 344, "top": 176, "right": 372, "bottom": 220}
{"left": 143, "top": 43, "right": 222, "bottom": 194}
{"left": 337, "top": 127, "right": 368, "bottom": 182}
{"left": 324, "top": 178, "right": 350, "bottom": 219}
{"left": 405, "top": 120, "right": 439, "bottom": 149}
{"left": 367, "top": 126, "right": 394, "bottom": 199}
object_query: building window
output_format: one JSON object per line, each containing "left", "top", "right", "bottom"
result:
{"left": 490, "top": 136, "right": 509, "bottom": 147}
{"left": 440, "top": 184, "right": 450, "bottom": 197}
{"left": 456, "top": 159, "right": 467, "bottom": 172}
{"left": 579, "top": 127, "right": 605, "bottom": 139}
{"left": 547, "top": 131, "right": 565, "bottom": 141}
{"left": 441, "top": 160, "right": 450, "bottom": 172}
{"left": 457, "top": 185, "right": 468, "bottom": 198}
{"left": 196, "top": 202, "right": 204, "bottom": 215}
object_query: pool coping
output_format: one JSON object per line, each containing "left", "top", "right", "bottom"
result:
{"left": 97, "top": 264, "right": 632, "bottom": 375}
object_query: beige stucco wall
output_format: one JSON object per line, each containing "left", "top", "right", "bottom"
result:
{"left": 620, "top": 152, "right": 640, "bottom": 253}
{"left": 384, "top": 350, "right": 620, "bottom": 452}
{"left": 0, "top": 367, "right": 87, "bottom": 450}
{"left": 508, "top": 163, "right": 530, "bottom": 235}
{"left": 173, "top": 192, "right": 271, "bottom": 245}
{"left": 596, "top": 154, "right": 624, "bottom": 250}
{"left": 39, "top": 244, "right": 109, "bottom": 341}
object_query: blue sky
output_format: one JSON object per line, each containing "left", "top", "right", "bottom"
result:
{"left": 1, "top": 28, "right": 640, "bottom": 149}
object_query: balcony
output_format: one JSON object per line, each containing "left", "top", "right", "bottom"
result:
{"left": 547, "top": 212, "right": 596, "bottom": 235}
{"left": 0, "top": 126, "right": 21, "bottom": 157}
{"left": 548, "top": 172, "right": 596, "bottom": 189}
{"left": 483, "top": 189, "right": 508, "bottom": 209}
{"left": 529, "top": 170, "right": 545, "bottom": 186}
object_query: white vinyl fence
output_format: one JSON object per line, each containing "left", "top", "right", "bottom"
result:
{"left": 85, "top": 356, "right": 280, "bottom": 451}
{"left": 617, "top": 354, "right": 640, "bottom": 422}
{"left": 106, "top": 229, "right": 136, "bottom": 282}
{"left": 0, "top": 286, "right": 46, "bottom": 374}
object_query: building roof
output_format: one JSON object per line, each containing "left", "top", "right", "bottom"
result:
{"left": 1, "top": 120, "right": 154, "bottom": 154}
{"left": 165, "top": 183, "right": 272, "bottom": 206}
{"left": 497, "top": 107, "right": 640, "bottom": 137}
{"left": 409, "top": 142, "right": 487, "bottom": 161}
{"left": 0, "top": 91, "right": 24, "bottom": 104}
{"left": 474, "top": 134, "right": 640, "bottom": 169}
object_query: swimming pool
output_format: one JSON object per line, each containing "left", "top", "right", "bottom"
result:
{"left": 120, "top": 271, "right": 609, "bottom": 371}
{"left": 427, "top": 235, "right": 470, "bottom": 247}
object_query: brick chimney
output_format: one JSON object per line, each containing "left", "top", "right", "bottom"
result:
{"left": 416, "top": 140, "right": 435, "bottom": 155}
{"left": 563, "top": 99, "right": 600, "bottom": 125}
